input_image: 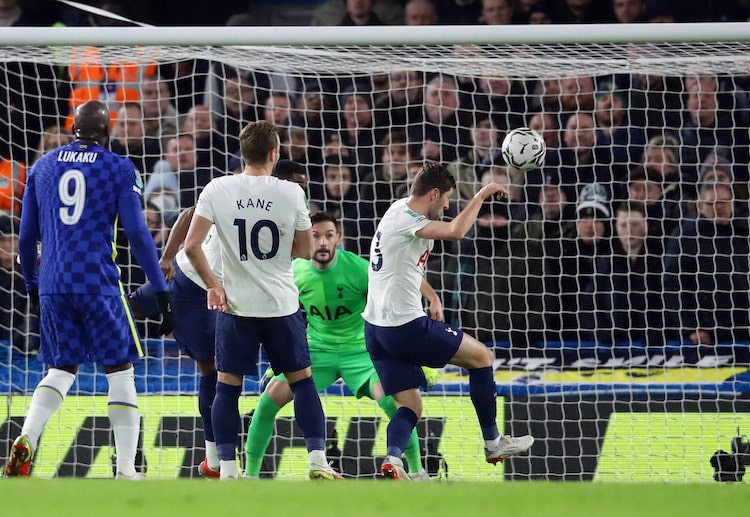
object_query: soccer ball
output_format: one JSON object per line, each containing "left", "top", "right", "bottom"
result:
{"left": 500, "top": 127, "right": 546, "bottom": 172}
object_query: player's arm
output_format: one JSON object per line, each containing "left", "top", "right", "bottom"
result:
{"left": 118, "top": 187, "right": 174, "bottom": 335}
{"left": 292, "top": 228, "right": 314, "bottom": 259}
{"left": 416, "top": 182, "right": 508, "bottom": 241}
{"left": 18, "top": 171, "right": 40, "bottom": 298}
{"left": 291, "top": 184, "right": 313, "bottom": 259}
{"left": 420, "top": 277, "right": 443, "bottom": 321}
{"left": 184, "top": 213, "right": 226, "bottom": 311}
{"left": 159, "top": 206, "right": 195, "bottom": 280}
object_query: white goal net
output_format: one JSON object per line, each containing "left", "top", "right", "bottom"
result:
{"left": 1, "top": 24, "right": 749, "bottom": 481}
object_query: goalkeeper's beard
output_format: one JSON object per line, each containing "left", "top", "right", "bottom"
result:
{"left": 313, "top": 247, "right": 334, "bottom": 266}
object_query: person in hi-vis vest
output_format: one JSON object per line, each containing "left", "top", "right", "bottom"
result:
{"left": 64, "top": 46, "right": 157, "bottom": 132}
{"left": 0, "top": 159, "right": 26, "bottom": 216}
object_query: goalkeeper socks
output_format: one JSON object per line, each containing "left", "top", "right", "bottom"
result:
{"left": 469, "top": 366, "right": 500, "bottom": 441}
{"left": 212, "top": 382, "right": 242, "bottom": 461}
{"left": 106, "top": 367, "right": 140, "bottom": 477}
{"left": 386, "top": 406, "right": 418, "bottom": 459}
{"left": 289, "top": 376, "right": 325, "bottom": 452}
{"left": 22, "top": 368, "right": 76, "bottom": 449}
{"left": 378, "top": 396, "right": 423, "bottom": 473}
{"left": 198, "top": 373, "right": 217, "bottom": 442}
{"left": 245, "top": 393, "right": 282, "bottom": 477}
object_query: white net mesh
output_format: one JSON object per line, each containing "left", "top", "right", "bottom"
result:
{"left": 1, "top": 27, "right": 749, "bottom": 481}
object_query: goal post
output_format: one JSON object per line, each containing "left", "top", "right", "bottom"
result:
{"left": 1, "top": 23, "right": 749, "bottom": 481}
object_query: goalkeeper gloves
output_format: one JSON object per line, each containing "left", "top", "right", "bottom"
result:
{"left": 155, "top": 291, "right": 175, "bottom": 336}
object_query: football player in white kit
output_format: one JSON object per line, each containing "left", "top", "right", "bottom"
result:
{"left": 184, "top": 121, "right": 340, "bottom": 480}
{"left": 362, "top": 161, "right": 535, "bottom": 480}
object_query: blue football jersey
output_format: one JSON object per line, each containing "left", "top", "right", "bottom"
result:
{"left": 21, "top": 141, "right": 145, "bottom": 296}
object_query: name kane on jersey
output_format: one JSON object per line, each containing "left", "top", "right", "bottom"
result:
{"left": 236, "top": 197, "right": 273, "bottom": 211}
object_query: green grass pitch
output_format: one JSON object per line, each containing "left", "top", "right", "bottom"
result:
{"left": 1, "top": 479, "right": 744, "bottom": 517}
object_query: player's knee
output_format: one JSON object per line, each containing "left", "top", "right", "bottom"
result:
{"left": 478, "top": 345, "right": 494, "bottom": 368}
{"left": 265, "top": 379, "right": 293, "bottom": 406}
{"left": 463, "top": 344, "right": 494, "bottom": 369}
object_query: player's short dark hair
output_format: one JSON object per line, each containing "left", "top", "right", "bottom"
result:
{"left": 73, "top": 100, "right": 110, "bottom": 143}
{"left": 240, "top": 121, "right": 279, "bottom": 166}
{"left": 273, "top": 159, "right": 307, "bottom": 180}
{"left": 310, "top": 210, "right": 339, "bottom": 230}
{"left": 410, "top": 161, "right": 456, "bottom": 196}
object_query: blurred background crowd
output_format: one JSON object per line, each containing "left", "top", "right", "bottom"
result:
{"left": 2, "top": 0, "right": 750, "bottom": 356}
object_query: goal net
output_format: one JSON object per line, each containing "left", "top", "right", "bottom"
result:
{"left": 1, "top": 24, "right": 749, "bottom": 481}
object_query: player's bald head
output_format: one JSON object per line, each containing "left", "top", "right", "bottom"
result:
{"left": 73, "top": 100, "right": 110, "bottom": 145}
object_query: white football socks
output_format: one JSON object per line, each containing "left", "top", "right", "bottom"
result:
{"left": 22, "top": 368, "right": 76, "bottom": 450}
{"left": 107, "top": 367, "right": 140, "bottom": 477}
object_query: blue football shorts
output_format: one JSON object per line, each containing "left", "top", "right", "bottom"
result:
{"left": 38, "top": 293, "right": 141, "bottom": 367}
{"left": 215, "top": 309, "right": 310, "bottom": 376}
{"left": 365, "top": 316, "right": 463, "bottom": 396}
{"left": 130, "top": 263, "right": 216, "bottom": 362}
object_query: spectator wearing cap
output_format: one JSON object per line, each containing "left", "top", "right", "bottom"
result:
{"left": 593, "top": 79, "right": 647, "bottom": 182}
{"left": 552, "top": 182, "right": 613, "bottom": 342}
{"left": 663, "top": 182, "right": 750, "bottom": 345}
{"left": 579, "top": 200, "right": 665, "bottom": 346}
{"left": 0, "top": 212, "right": 39, "bottom": 353}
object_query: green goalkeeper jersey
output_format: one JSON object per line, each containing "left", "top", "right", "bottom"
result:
{"left": 293, "top": 249, "right": 369, "bottom": 351}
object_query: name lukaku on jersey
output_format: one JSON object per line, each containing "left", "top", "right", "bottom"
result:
{"left": 303, "top": 303, "right": 353, "bottom": 320}
{"left": 57, "top": 150, "right": 98, "bottom": 163}
{"left": 236, "top": 197, "right": 273, "bottom": 211}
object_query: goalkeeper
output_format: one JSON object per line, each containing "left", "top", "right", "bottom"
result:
{"left": 244, "top": 210, "right": 434, "bottom": 480}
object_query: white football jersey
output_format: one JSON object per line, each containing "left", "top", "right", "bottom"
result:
{"left": 194, "top": 174, "right": 311, "bottom": 317}
{"left": 362, "top": 198, "right": 433, "bottom": 327}
{"left": 175, "top": 225, "right": 222, "bottom": 289}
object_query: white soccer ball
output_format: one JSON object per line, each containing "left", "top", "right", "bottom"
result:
{"left": 500, "top": 127, "right": 546, "bottom": 172}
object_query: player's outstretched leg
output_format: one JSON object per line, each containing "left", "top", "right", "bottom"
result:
{"left": 289, "top": 376, "right": 343, "bottom": 480}
{"left": 453, "top": 334, "right": 534, "bottom": 464}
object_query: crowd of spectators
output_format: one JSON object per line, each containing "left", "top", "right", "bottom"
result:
{"left": 2, "top": 0, "right": 750, "bottom": 354}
